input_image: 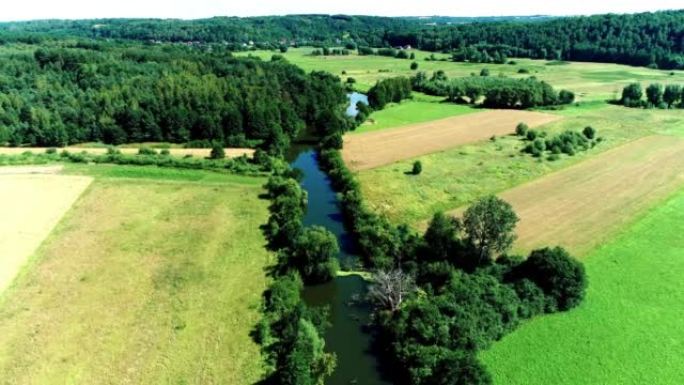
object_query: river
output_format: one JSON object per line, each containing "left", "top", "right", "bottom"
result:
{"left": 288, "top": 92, "right": 389, "bottom": 385}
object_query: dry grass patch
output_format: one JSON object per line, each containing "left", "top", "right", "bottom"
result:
{"left": 0, "top": 177, "right": 270, "bottom": 384}
{"left": 0, "top": 168, "right": 92, "bottom": 293}
{"left": 343, "top": 110, "right": 561, "bottom": 170}
{"left": 0, "top": 147, "right": 254, "bottom": 158}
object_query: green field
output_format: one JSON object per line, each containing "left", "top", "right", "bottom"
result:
{"left": 481, "top": 188, "right": 684, "bottom": 384}
{"left": 0, "top": 165, "right": 270, "bottom": 384}
{"left": 356, "top": 105, "right": 684, "bottom": 225}
{"left": 353, "top": 94, "right": 477, "bottom": 134}
{"left": 237, "top": 48, "right": 684, "bottom": 101}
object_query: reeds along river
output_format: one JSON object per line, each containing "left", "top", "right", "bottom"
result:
{"left": 286, "top": 92, "right": 389, "bottom": 385}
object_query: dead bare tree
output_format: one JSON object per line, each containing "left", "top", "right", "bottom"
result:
{"left": 367, "top": 269, "right": 415, "bottom": 312}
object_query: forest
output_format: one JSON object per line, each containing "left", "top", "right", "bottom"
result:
{"left": 1, "top": 11, "right": 682, "bottom": 69}
{"left": 0, "top": 43, "right": 351, "bottom": 154}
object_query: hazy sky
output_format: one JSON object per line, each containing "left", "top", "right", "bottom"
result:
{"left": 2, "top": 0, "right": 682, "bottom": 21}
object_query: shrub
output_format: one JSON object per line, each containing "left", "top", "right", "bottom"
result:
{"left": 412, "top": 160, "right": 423, "bottom": 175}
{"left": 410, "top": 62, "right": 419, "bottom": 70}
{"left": 138, "top": 147, "right": 157, "bottom": 156}
{"left": 526, "top": 129, "right": 538, "bottom": 141}
{"left": 515, "top": 122, "right": 529, "bottom": 136}
{"left": 210, "top": 143, "right": 225, "bottom": 159}
{"left": 480, "top": 68, "right": 490, "bottom": 77}
{"left": 517, "top": 68, "right": 529, "bottom": 74}
{"left": 582, "top": 126, "right": 596, "bottom": 139}
{"left": 45, "top": 147, "right": 57, "bottom": 154}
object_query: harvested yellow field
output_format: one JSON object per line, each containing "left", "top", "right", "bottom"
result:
{"left": 0, "top": 177, "right": 270, "bottom": 384}
{"left": 0, "top": 166, "right": 92, "bottom": 293}
{"left": 0, "top": 147, "right": 254, "bottom": 158}
{"left": 343, "top": 110, "right": 561, "bottom": 170}
{"left": 455, "top": 135, "right": 684, "bottom": 255}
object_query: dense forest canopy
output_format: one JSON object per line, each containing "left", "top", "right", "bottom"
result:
{"left": 0, "top": 42, "right": 350, "bottom": 153}
{"left": 1, "top": 11, "right": 682, "bottom": 68}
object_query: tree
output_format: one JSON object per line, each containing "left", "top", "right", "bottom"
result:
{"left": 210, "top": 142, "right": 225, "bottom": 159}
{"left": 621, "top": 83, "right": 643, "bottom": 107}
{"left": 412, "top": 160, "right": 422, "bottom": 175}
{"left": 463, "top": 196, "right": 519, "bottom": 263}
{"left": 516, "top": 247, "right": 587, "bottom": 311}
{"left": 663, "top": 84, "right": 681, "bottom": 108}
{"left": 582, "top": 126, "right": 596, "bottom": 139}
{"left": 281, "top": 318, "right": 336, "bottom": 385}
{"left": 289, "top": 226, "right": 340, "bottom": 284}
{"left": 424, "top": 212, "right": 460, "bottom": 262}
{"left": 558, "top": 89, "right": 575, "bottom": 104}
{"left": 367, "top": 269, "right": 415, "bottom": 312}
{"left": 646, "top": 83, "right": 664, "bottom": 106}
{"left": 410, "top": 61, "right": 419, "bottom": 70}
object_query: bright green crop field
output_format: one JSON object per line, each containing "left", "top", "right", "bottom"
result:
{"left": 481, "top": 188, "right": 684, "bottom": 384}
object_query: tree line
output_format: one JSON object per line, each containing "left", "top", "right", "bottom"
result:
{"left": 2, "top": 11, "right": 681, "bottom": 69}
{"left": 620, "top": 82, "right": 684, "bottom": 109}
{"left": 0, "top": 42, "right": 352, "bottom": 155}
{"left": 412, "top": 71, "right": 575, "bottom": 109}
{"left": 255, "top": 171, "right": 343, "bottom": 385}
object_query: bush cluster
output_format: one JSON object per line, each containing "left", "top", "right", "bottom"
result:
{"left": 519, "top": 126, "right": 599, "bottom": 159}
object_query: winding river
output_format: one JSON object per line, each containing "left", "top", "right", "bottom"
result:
{"left": 288, "top": 92, "right": 389, "bottom": 385}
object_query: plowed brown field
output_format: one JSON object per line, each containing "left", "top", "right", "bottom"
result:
{"left": 343, "top": 110, "right": 561, "bottom": 170}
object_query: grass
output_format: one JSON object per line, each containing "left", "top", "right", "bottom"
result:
{"left": 0, "top": 167, "right": 271, "bottom": 384}
{"left": 480, "top": 188, "right": 684, "bottom": 384}
{"left": 62, "top": 163, "right": 265, "bottom": 185}
{"left": 356, "top": 105, "right": 684, "bottom": 225}
{"left": 352, "top": 95, "right": 477, "bottom": 134}
{"left": 237, "top": 48, "right": 684, "bottom": 101}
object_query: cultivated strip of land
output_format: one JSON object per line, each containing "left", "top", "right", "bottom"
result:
{"left": 0, "top": 167, "right": 92, "bottom": 293}
{"left": 0, "top": 147, "right": 254, "bottom": 158}
{"left": 343, "top": 110, "right": 561, "bottom": 170}
{"left": 460, "top": 135, "right": 684, "bottom": 255}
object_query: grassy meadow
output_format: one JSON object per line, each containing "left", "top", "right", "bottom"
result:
{"left": 0, "top": 165, "right": 271, "bottom": 384}
{"left": 481, "top": 188, "right": 684, "bottom": 384}
{"left": 237, "top": 47, "right": 684, "bottom": 101}
{"left": 352, "top": 93, "right": 477, "bottom": 134}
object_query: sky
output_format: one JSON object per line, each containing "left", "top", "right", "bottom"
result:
{"left": 1, "top": 0, "right": 681, "bottom": 22}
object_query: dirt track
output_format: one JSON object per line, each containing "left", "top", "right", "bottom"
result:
{"left": 0, "top": 167, "right": 92, "bottom": 292}
{"left": 343, "top": 110, "right": 561, "bottom": 170}
{"left": 0, "top": 147, "right": 254, "bottom": 158}
{"left": 454, "top": 135, "right": 684, "bottom": 255}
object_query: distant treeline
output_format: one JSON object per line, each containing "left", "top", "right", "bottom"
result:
{"left": 0, "top": 43, "right": 351, "bottom": 154}
{"left": 2, "top": 11, "right": 682, "bottom": 68}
